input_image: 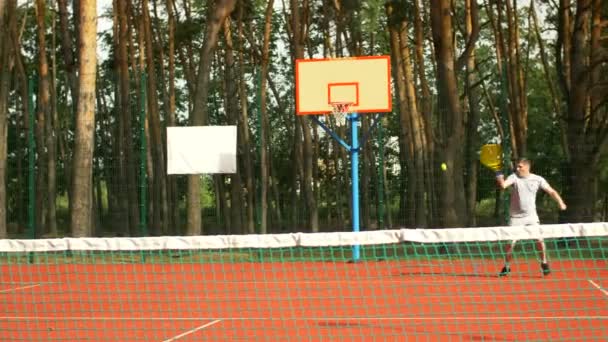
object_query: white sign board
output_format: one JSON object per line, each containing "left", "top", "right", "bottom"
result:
{"left": 166, "top": 126, "right": 237, "bottom": 175}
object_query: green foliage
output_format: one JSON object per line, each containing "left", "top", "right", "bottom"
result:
{"left": 2, "top": 0, "right": 606, "bottom": 237}
{"left": 385, "top": 0, "right": 413, "bottom": 28}
{"left": 201, "top": 176, "right": 215, "bottom": 209}
{"left": 175, "top": 18, "right": 205, "bottom": 48}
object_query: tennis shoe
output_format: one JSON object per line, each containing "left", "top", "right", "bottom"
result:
{"left": 541, "top": 263, "right": 551, "bottom": 276}
{"left": 499, "top": 266, "right": 510, "bottom": 277}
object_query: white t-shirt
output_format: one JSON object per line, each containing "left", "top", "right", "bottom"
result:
{"left": 506, "top": 173, "right": 550, "bottom": 220}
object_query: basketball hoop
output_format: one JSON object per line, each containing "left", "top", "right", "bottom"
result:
{"left": 330, "top": 102, "right": 353, "bottom": 128}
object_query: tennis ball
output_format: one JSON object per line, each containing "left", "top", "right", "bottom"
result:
{"left": 440, "top": 163, "right": 447, "bottom": 171}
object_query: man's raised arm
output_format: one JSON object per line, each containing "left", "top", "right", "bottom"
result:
{"left": 543, "top": 185, "right": 567, "bottom": 210}
{"left": 495, "top": 172, "right": 514, "bottom": 190}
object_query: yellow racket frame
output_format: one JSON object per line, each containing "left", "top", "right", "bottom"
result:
{"left": 480, "top": 144, "right": 503, "bottom": 171}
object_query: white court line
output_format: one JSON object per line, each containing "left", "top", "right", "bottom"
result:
{"left": 588, "top": 280, "right": 608, "bottom": 297}
{"left": 25, "top": 277, "right": 595, "bottom": 286}
{"left": 0, "top": 316, "right": 607, "bottom": 321}
{"left": 0, "top": 281, "right": 57, "bottom": 285}
{"left": 0, "top": 284, "right": 41, "bottom": 293}
{"left": 161, "top": 320, "right": 221, "bottom": 342}
{"left": 55, "top": 293, "right": 599, "bottom": 301}
{"left": 136, "top": 277, "right": 596, "bottom": 285}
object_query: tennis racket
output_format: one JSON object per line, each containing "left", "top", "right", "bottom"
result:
{"left": 480, "top": 144, "right": 503, "bottom": 172}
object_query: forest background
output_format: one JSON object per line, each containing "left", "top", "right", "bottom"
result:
{"left": 0, "top": 0, "right": 606, "bottom": 239}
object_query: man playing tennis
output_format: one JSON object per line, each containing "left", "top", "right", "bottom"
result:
{"left": 495, "top": 158, "right": 567, "bottom": 277}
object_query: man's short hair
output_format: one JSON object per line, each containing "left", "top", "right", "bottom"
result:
{"left": 517, "top": 157, "right": 531, "bottom": 166}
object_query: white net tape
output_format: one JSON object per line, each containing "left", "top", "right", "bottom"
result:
{"left": 1, "top": 223, "right": 607, "bottom": 252}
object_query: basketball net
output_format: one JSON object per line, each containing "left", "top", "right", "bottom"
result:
{"left": 330, "top": 102, "right": 352, "bottom": 128}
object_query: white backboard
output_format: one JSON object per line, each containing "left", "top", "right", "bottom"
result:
{"left": 167, "top": 126, "right": 237, "bottom": 175}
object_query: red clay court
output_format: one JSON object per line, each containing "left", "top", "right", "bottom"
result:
{"left": 1, "top": 258, "right": 607, "bottom": 341}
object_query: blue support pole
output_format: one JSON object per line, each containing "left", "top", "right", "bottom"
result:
{"left": 311, "top": 111, "right": 380, "bottom": 262}
{"left": 310, "top": 116, "right": 350, "bottom": 150}
{"left": 349, "top": 113, "right": 360, "bottom": 261}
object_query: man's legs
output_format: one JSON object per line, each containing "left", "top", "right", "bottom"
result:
{"left": 536, "top": 239, "right": 551, "bottom": 275}
{"left": 504, "top": 240, "right": 517, "bottom": 263}
{"left": 536, "top": 239, "right": 547, "bottom": 263}
{"left": 500, "top": 216, "right": 522, "bottom": 277}
{"left": 500, "top": 239, "right": 550, "bottom": 276}
{"left": 528, "top": 220, "right": 551, "bottom": 275}
{"left": 500, "top": 218, "right": 552, "bottom": 276}
{"left": 499, "top": 240, "right": 517, "bottom": 276}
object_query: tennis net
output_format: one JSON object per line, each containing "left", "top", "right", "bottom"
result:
{"left": 1, "top": 223, "right": 607, "bottom": 341}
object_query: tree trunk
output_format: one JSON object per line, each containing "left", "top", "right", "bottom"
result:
{"left": 387, "top": 6, "right": 415, "bottom": 227}
{"left": 0, "top": 0, "right": 6, "bottom": 25}
{"left": 35, "top": 0, "right": 54, "bottom": 235}
{"left": 291, "top": 114, "right": 302, "bottom": 231}
{"left": 413, "top": 0, "right": 436, "bottom": 226}
{"left": 430, "top": 0, "right": 469, "bottom": 228}
{"left": 9, "top": 6, "right": 29, "bottom": 229}
{"left": 57, "top": 0, "right": 79, "bottom": 107}
{"left": 561, "top": 0, "right": 607, "bottom": 222}
{"left": 48, "top": 2, "right": 59, "bottom": 236}
{"left": 186, "top": 0, "right": 236, "bottom": 235}
{"left": 165, "top": 0, "right": 179, "bottom": 234}
{"left": 269, "top": 168, "right": 284, "bottom": 231}
{"left": 258, "top": 0, "right": 274, "bottom": 234}
{"left": 151, "top": 0, "right": 171, "bottom": 236}
{"left": 141, "top": 0, "right": 166, "bottom": 236}
{"left": 380, "top": 131, "right": 393, "bottom": 228}
{"left": 95, "top": 84, "right": 112, "bottom": 234}
{"left": 491, "top": 1, "right": 516, "bottom": 160}
{"left": 55, "top": 0, "right": 75, "bottom": 224}
{"left": 504, "top": 0, "right": 528, "bottom": 157}
{"left": 236, "top": 8, "right": 255, "bottom": 234}
{"left": 0, "top": 0, "right": 10, "bottom": 238}
{"left": 530, "top": 0, "right": 568, "bottom": 156}
{"left": 115, "top": 0, "right": 138, "bottom": 235}
{"left": 486, "top": 0, "right": 514, "bottom": 169}
{"left": 222, "top": 18, "right": 244, "bottom": 233}
{"left": 290, "top": 0, "right": 318, "bottom": 232}
{"left": 71, "top": 0, "right": 97, "bottom": 237}
{"left": 361, "top": 116, "right": 371, "bottom": 229}
{"left": 401, "top": 16, "right": 427, "bottom": 228}
{"left": 464, "top": 0, "right": 481, "bottom": 227}
{"left": 556, "top": 0, "right": 573, "bottom": 104}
